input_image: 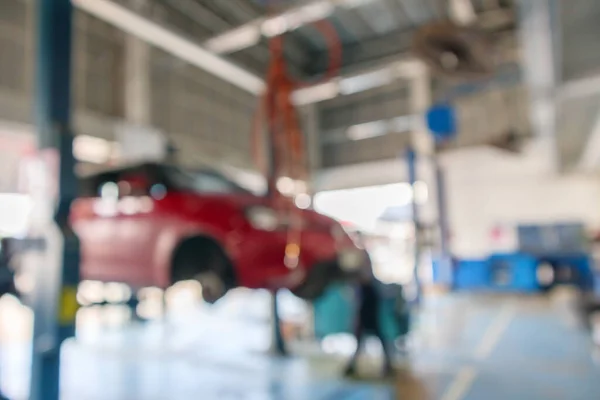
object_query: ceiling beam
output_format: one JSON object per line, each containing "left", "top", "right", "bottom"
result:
{"left": 305, "top": 11, "right": 517, "bottom": 77}
{"left": 74, "top": 0, "right": 427, "bottom": 106}
{"left": 74, "top": 0, "right": 265, "bottom": 94}
{"left": 201, "top": 0, "right": 378, "bottom": 54}
{"left": 75, "top": 0, "right": 513, "bottom": 108}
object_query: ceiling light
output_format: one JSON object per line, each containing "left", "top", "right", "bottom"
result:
{"left": 390, "top": 115, "right": 418, "bottom": 133}
{"left": 339, "top": 69, "right": 393, "bottom": 95}
{"left": 205, "top": 24, "right": 261, "bottom": 54}
{"left": 73, "top": 135, "right": 115, "bottom": 164}
{"left": 262, "top": 15, "right": 288, "bottom": 37}
{"left": 262, "top": 1, "right": 334, "bottom": 37}
{"left": 347, "top": 120, "right": 389, "bottom": 141}
{"left": 292, "top": 81, "right": 339, "bottom": 105}
{"left": 339, "top": 0, "right": 374, "bottom": 9}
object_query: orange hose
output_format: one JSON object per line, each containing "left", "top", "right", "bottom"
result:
{"left": 250, "top": 10, "right": 342, "bottom": 269}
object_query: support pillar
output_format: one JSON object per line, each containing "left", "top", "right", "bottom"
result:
{"left": 408, "top": 69, "right": 434, "bottom": 303}
{"left": 29, "top": 1, "right": 79, "bottom": 400}
{"left": 124, "top": 35, "right": 151, "bottom": 126}
{"left": 518, "top": 0, "right": 560, "bottom": 171}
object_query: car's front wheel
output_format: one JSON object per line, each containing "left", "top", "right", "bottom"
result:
{"left": 291, "top": 261, "right": 340, "bottom": 300}
{"left": 172, "top": 237, "right": 235, "bottom": 304}
{"left": 194, "top": 271, "right": 226, "bottom": 304}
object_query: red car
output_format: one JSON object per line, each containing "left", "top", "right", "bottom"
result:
{"left": 71, "top": 163, "right": 367, "bottom": 302}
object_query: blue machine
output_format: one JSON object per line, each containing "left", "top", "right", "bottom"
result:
{"left": 453, "top": 253, "right": 540, "bottom": 292}
{"left": 451, "top": 223, "right": 595, "bottom": 293}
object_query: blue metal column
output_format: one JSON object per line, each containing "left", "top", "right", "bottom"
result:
{"left": 30, "top": 0, "right": 79, "bottom": 399}
{"left": 406, "top": 148, "right": 422, "bottom": 304}
{"left": 433, "top": 156, "right": 453, "bottom": 286}
{"left": 426, "top": 104, "right": 457, "bottom": 288}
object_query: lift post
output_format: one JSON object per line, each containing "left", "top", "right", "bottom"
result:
{"left": 29, "top": 1, "right": 80, "bottom": 399}
{"left": 406, "top": 148, "right": 422, "bottom": 304}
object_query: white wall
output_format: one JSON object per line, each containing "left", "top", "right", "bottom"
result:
{"left": 0, "top": 122, "right": 35, "bottom": 193}
{"left": 315, "top": 142, "right": 600, "bottom": 259}
{"left": 442, "top": 145, "right": 600, "bottom": 258}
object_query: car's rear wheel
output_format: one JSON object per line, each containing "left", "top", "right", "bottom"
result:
{"left": 172, "top": 237, "right": 235, "bottom": 304}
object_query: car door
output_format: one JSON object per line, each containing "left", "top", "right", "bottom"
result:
{"left": 76, "top": 164, "right": 160, "bottom": 287}
{"left": 109, "top": 164, "right": 161, "bottom": 287}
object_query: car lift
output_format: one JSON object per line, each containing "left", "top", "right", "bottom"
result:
{"left": 26, "top": 1, "right": 80, "bottom": 400}
{"left": 253, "top": 3, "right": 341, "bottom": 355}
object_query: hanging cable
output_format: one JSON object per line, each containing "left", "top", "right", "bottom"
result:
{"left": 251, "top": 1, "right": 342, "bottom": 270}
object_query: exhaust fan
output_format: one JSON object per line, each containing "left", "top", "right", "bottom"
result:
{"left": 412, "top": 21, "right": 495, "bottom": 80}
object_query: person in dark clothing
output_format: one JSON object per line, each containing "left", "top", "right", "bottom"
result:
{"left": 344, "top": 271, "right": 394, "bottom": 377}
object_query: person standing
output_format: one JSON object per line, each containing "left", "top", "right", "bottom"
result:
{"left": 344, "top": 268, "right": 394, "bottom": 378}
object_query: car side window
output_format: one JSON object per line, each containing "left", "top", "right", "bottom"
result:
{"left": 164, "top": 166, "right": 245, "bottom": 194}
{"left": 80, "top": 171, "right": 119, "bottom": 198}
{"left": 80, "top": 165, "right": 157, "bottom": 198}
{"left": 195, "top": 172, "right": 236, "bottom": 193}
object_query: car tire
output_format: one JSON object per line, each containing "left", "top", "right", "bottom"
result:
{"left": 291, "top": 261, "right": 337, "bottom": 301}
{"left": 194, "top": 271, "right": 226, "bottom": 304}
{"left": 172, "top": 237, "right": 234, "bottom": 304}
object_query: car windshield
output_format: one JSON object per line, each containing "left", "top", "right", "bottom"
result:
{"left": 164, "top": 166, "right": 250, "bottom": 195}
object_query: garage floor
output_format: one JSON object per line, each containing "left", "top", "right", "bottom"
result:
{"left": 0, "top": 291, "right": 599, "bottom": 399}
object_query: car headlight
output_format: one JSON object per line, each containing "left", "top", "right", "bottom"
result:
{"left": 246, "top": 206, "right": 280, "bottom": 231}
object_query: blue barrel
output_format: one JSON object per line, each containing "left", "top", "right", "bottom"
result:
{"left": 313, "top": 283, "right": 410, "bottom": 341}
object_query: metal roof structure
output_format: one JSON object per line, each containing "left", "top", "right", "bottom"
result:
{"left": 5, "top": 0, "right": 600, "bottom": 174}
{"left": 111, "top": 0, "right": 517, "bottom": 77}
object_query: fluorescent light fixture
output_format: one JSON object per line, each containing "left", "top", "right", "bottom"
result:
{"left": 339, "top": 69, "right": 393, "bottom": 95}
{"left": 390, "top": 115, "right": 418, "bottom": 133}
{"left": 262, "top": 15, "right": 288, "bottom": 37}
{"left": 262, "top": 1, "right": 334, "bottom": 37}
{"left": 73, "top": 0, "right": 265, "bottom": 95}
{"left": 205, "top": 24, "right": 262, "bottom": 54}
{"left": 73, "top": 135, "right": 117, "bottom": 164}
{"left": 339, "top": 0, "right": 375, "bottom": 9}
{"left": 292, "top": 81, "right": 339, "bottom": 105}
{"left": 347, "top": 120, "right": 390, "bottom": 141}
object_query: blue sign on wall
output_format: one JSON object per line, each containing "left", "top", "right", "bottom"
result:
{"left": 426, "top": 104, "right": 457, "bottom": 142}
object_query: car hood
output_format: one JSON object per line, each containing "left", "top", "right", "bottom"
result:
{"left": 226, "top": 194, "right": 336, "bottom": 229}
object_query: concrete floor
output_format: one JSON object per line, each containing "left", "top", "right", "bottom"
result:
{"left": 0, "top": 290, "right": 599, "bottom": 399}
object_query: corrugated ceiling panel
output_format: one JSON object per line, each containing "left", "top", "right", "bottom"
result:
{"left": 150, "top": 48, "right": 257, "bottom": 169}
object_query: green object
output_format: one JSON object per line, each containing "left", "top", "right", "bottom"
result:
{"left": 313, "top": 283, "right": 411, "bottom": 341}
